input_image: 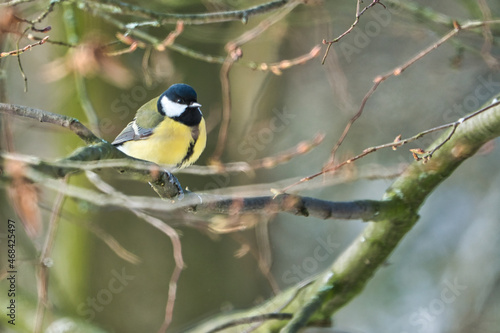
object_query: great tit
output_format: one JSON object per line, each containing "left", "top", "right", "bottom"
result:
{"left": 112, "top": 83, "right": 207, "bottom": 170}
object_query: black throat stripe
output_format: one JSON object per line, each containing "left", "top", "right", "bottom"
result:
{"left": 179, "top": 141, "right": 196, "bottom": 167}
{"left": 178, "top": 126, "right": 200, "bottom": 167}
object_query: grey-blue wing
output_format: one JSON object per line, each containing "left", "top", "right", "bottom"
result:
{"left": 111, "top": 119, "right": 154, "bottom": 146}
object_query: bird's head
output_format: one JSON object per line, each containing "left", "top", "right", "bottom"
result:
{"left": 157, "top": 83, "right": 201, "bottom": 118}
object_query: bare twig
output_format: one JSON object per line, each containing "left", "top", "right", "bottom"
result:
{"left": 210, "top": 55, "right": 234, "bottom": 164}
{"left": 256, "top": 220, "right": 280, "bottom": 294}
{"left": 0, "top": 35, "right": 49, "bottom": 57}
{"left": 180, "top": 133, "right": 324, "bottom": 175}
{"left": 314, "top": 19, "right": 500, "bottom": 189}
{"left": 324, "top": 22, "right": 458, "bottom": 168}
{"left": 23, "top": 0, "right": 57, "bottom": 24}
{"left": 85, "top": 223, "right": 141, "bottom": 264}
{"left": 16, "top": 27, "right": 30, "bottom": 92}
{"left": 83, "top": 3, "right": 318, "bottom": 73}
{"left": 85, "top": 172, "right": 183, "bottom": 333}
{"left": 284, "top": 100, "right": 500, "bottom": 191}
{"left": 225, "top": 0, "right": 302, "bottom": 51}
{"left": 259, "top": 45, "right": 322, "bottom": 75}
{"left": 0, "top": 0, "right": 35, "bottom": 6}
{"left": 197, "top": 278, "right": 314, "bottom": 333}
{"left": 322, "top": 0, "right": 385, "bottom": 64}
{"left": 105, "top": 39, "right": 139, "bottom": 56}
{"left": 156, "top": 20, "right": 184, "bottom": 51}
{"left": 211, "top": 0, "right": 306, "bottom": 163}
{"left": 96, "top": 11, "right": 227, "bottom": 63}
{"left": 206, "top": 313, "right": 293, "bottom": 333}
{"left": 82, "top": 0, "right": 297, "bottom": 25}
{"left": 322, "top": 80, "right": 381, "bottom": 171}
{"left": 34, "top": 176, "right": 68, "bottom": 333}
{"left": 28, "top": 34, "right": 76, "bottom": 48}
{"left": 247, "top": 133, "right": 325, "bottom": 170}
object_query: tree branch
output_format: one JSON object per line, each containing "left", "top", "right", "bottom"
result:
{"left": 0, "top": 154, "right": 383, "bottom": 223}
{"left": 0, "top": 103, "right": 182, "bottom": 198}
{"left": 315, "top": 19, "right": 500, "bottom": 186}
{"left": 186, "top": 97, "right": 500, "bottom": 332}
{"left": 81, "top": 0, "right": 297, "bottom": 25}
{"left": 0, "top": 102, "right": 100, "bottom": 144}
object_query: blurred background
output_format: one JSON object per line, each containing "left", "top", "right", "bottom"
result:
{"left": 1, "top": 0, "right": 500, "bottom": 332}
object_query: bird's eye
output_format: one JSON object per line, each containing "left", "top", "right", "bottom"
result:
{"left": 176, "top": 98, "right": 184, "bottom": 104}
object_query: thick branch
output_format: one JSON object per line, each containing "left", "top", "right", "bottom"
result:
{"left": 0, "top": 103, "right": 182, "bottom": 198}
{"left": 196, "top": 194, "right": 382, "bottom": 222}
{"left": 0, "top": 156, "right": 384, "bottom": 222}
{"left": 0, "top": 102, "right": 100, "bottom": 144}
{"left": 187, "top": 101, "right": 500, "bottom": 332}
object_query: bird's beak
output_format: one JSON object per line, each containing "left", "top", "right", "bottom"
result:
{"left": 191, "top": 102, "right": 202, "bottom": 108}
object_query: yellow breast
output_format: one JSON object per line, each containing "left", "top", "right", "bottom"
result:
{"left": 119, "top": 117, "right": 206, "bottom": 169}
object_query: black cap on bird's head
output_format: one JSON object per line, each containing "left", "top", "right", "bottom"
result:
{"left": 157, "top": 83, "right": 202, "bottom": 125}
{"left": 165, "top": 83, "right": 198, "bottom": 105}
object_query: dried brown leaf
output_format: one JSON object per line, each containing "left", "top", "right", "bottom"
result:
{"left": 5, "top": 160, "right": 42, "bottom": 238}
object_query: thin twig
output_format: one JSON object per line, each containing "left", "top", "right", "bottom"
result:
{"left": 260, "top": 44, "right": 321, "bottom": 75}
{"left": 225, "top": 0, "right": 302, "bottom": 51}
{"left": 137, "top": 208, "right": 184, "bottom": 333}
{"left": 322, "top": 0, "right": 385, "bottom": 64}
{"left": 314, "top": 19, "right": 500, "bottom": 187}
{"left": 322, "top": 80, "right": 381, "bottom": 170}
{"left": 206, "top": 313, "right": 293, "bottom": 333}
{"left": 82, "top": 0, "right": 296, "bottom": 25}
{"left": 323, "top": 20, "right": 464, "bottom": 168}
{"left": 240, "top": 278, "right": 315, "bottom": 333}
{"left": 210, "top": 55, "right": 234, "bottom": 164}
{"left": 0, "top": 0, "right": 35, "bottom": 6}
{"left": 95, "top": 11, "right": 227, "bottom": 64}
{"left": 104, "top": 40, "right": 138, "bottom": 56}
{"left": 34, "top": 176, "right": 68, "bottom": 333}
{"left": 209, "top": 47, "right": 321, "bottom": 163}
{"left": 84, "top": 172, "right": 184, "bottom": 333}
{"left": 28, "top": 35, "right": 76, "bottom": 48}
{"left": 284, "top": 100, "right": 500, "bottom": 191}
{"left": 248, "top": 133, "right": 325, "bottom": 170}
{"left": 210, "top": 0, "right": 304, "bottom": 163}
{"left": 87, "top": 5, "right": 319, "bottom": 73}
{"left": 85, "top": 223, "right": 141, "bottom": 264}
{"left": 16, "top": 27, "right": 30, "bottom": 92}
{"left": 181, "top": 133, "right": 324, "bottom": 175}
{"left": 256, "top": 220, "right": 280, "bottom": 294}
{"left": 156, "top": 20, "right": 184, "bottom": 51}
{"left": 0, "top": 36, "right": 49, "bottom": 57}
{"left": 23, "top": 0, "right": 57, "bottom": 24}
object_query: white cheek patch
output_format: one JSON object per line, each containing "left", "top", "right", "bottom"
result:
{"left": 160, "top": 96, "right": 188, "bottom": 118}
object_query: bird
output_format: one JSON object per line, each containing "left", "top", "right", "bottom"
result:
{"left": 112, "top": 83, "right": 206, "bottom": 170}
